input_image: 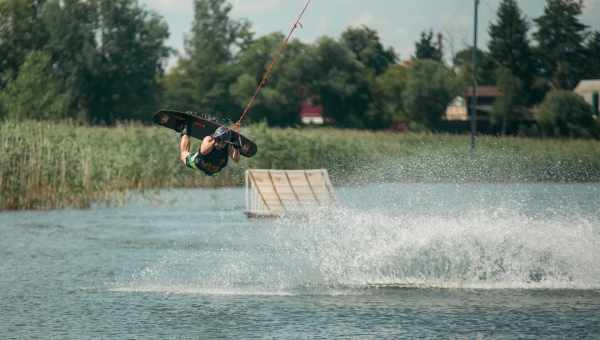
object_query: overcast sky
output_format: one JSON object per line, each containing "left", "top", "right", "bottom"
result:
{"left": 139, "top": 0, "right": 600, "bottom": 65}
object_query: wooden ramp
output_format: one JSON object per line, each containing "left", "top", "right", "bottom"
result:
{"left": 245, "top": 169, "right": 336, "bottom": 217}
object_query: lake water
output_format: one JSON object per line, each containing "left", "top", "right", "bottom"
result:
{"left": 1, "top": 183, "right": 600, "bottom": 339}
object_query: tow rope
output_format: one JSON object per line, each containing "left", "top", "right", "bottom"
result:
{"left": 235, "top": 0, "right": 311, "bottom": 126}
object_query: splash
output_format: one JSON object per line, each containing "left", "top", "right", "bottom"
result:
{"left": 115, "top": 183, "right": 600, "bottom": 294}
{"left": 273, "top": 206, "right": 600, "bottom": 290}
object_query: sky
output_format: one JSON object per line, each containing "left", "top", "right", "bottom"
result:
{"left": 139, "top": 0, "right": 600, "bottom": 66}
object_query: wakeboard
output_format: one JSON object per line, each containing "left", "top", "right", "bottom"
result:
{"left": 153, "top": 110, "right": 257, "bottom": 158}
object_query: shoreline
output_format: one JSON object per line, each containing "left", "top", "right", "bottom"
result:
{"left": 2, "top": 120, "right": 600, "bottom": 210}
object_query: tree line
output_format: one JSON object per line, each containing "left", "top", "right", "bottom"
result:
{"left": 1, "top": 0, "right": 599, "bottom": 136}
{"left": 0, "top": 0, "right": 170, "bottom": 123}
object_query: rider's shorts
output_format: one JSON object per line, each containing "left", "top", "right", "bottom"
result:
{"left": 185, "top": 152, "right": 200, "bottom": 170}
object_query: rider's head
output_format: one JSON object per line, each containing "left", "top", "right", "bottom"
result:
{"left": 212, "top": 126, "right": 231, "bottom": 149}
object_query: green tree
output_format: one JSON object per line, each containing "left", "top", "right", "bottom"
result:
{"left": 0, "top": 0, "right": 49, "bottom": 90}
{"left": 373, "top": 65, "right": 409, "bottom": 125}
{"left": 234, "top": 33, "right": 283, "bottom": 85}
{"left": 311, "top": 37, "right": 374, "bottom": 128}
{"left": 403, "top": 60, "right": 459, "bottom": 129}
{"left": 491, "top": 66, "right": 523, "bottom": 135}
{"left": 586, "top": 31, "right": 600, "bottom": 78}
{"left": 0, "top": 0, "right": 170, "bottom": 123}
{"left": 453, "top": 47, "right": 497, "bottom": 86}
{"left": 340, "top": 26, "right": 397, "bottom": 75}
{"left": 533, "top": 0, "right": 588, "bottom": 89}
{"left": 231, "top": 34, "right": 310, "bottom": 126}
{"left": 86, "top": 0, "right": 170, "bottom": 123}
{"left": 535, "top": 90, "right": 598, "bottom": 138}
{"left": 231, "top": 25, "right": 399, "bottom": 128}
{"left": 164, "top": 0, "right": 253, "bottom": 120}
{"left": 0, "top": 51, "right": 71, "bottom": 120}
{"left": 488, "top": 0, "right": 535, "bottom": 104}
{"left": 41, "top": 0, "right": 97, "bottom": 121}
{"left": 414, "top": 30, "right": 442, "bottom": 62}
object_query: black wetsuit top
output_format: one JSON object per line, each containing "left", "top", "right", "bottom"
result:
{"left": 195, "top": 147, "right": 228, "bottom": 175}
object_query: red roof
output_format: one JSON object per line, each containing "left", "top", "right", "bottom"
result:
{"left": 300, "top": 101, "right": 323, "bottom": 118}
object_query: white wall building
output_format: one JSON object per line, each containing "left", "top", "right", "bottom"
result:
{"left": 574, "top": 80, "right": 600, "bottom": 115}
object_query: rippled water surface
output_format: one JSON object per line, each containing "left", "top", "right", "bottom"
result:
{"left": 1, "top": 183, "right": 600, "bottom": 339}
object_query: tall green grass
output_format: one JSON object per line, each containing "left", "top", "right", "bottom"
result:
{"left": 0, "top": 120, "right": 239, "bottom": 210}
{"left": 1, "top": 120, "right": 600, "bottom": 210}
{"left": 247, "top": 124, "right": 600, "bottom": 183}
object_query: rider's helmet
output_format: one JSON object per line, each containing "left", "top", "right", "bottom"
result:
{"left": 212, "top": 126, "right": 231, "bottom": 142}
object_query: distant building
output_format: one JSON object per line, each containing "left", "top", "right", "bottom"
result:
{"left": 299, "top": 99, "right": 324, "bottom": 125}
{"left": 444, "top": 86, "right": 503, "bottom": 121}
{"left": 445, "top": 96, "right": 468, "bottom": 121}
{"left": 464, "top": 86, "right": 503, "bottom": 117}
{"left": 574, "top": 80, "right": 600, "bottom": 115}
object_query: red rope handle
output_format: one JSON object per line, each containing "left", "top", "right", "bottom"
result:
{"left": 236, "top": 0, "right": 311, "bottom": 125}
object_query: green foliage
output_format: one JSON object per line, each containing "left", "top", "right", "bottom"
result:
{"left": 340, "top": 26, "right": 397, "bottom": 75}
{"left": 0, "top": 120, "right": 238, "bottom": 210}
{"left": 535, "top": 90, "right": 598, "bottom": 138}
{"left": 453, "top": 47, "right": 497, "bottom": 86}
{"left": 88, "top": 0, "right": 170, "bottom": 123}
{"left": 3, "top": 0, "right": 598, "bottom": 136}
{"left": 488, "top": 0, "right": 535, "bottom": 104}
{"left": 231, "top": 35, "right": 307, "bottom": 126}
{"left": 163, "top": 0, "right": 252, "bottom": 120}
{"left": 492, "top": 66, "right": 523, "bottom": 135}
{"left": 41, "top": 0, "right": 96, "bottom": 121}
{"left": 234, "top": 33, "right": 283, "bottom": 83}
{"left": 402, "top": 60, "right": 459, "bottom": 129}
{"left": 414, "top": 30, "right": 442, "bottom": 62}
{"left": 306, "top": 27, "right": 395, "bottom": 129}
{"left": 0, "top": 0, "right": 170, "bottom": 123}
{"left": 0, "top": 0, "right": 48, "bottom": 87}
{"left": 3, "top": 120, "right": 600, "bottom": 209}
{"left": 586, "top": 31, "right": 600, "bottom": 78}
{"left": 0, "top": 51, "right": 71, "bottom": 120}
{"left": 488, "top": 0, "right": 533, "bottom": 78}
{"left": 533, "top": 0, "right": 588, "bottom": 89}
{"left": 186, "top": 0, "right": 253, "bottom": 62}
{"left": 311, "top": 37, "right": 375, "bottom": 128}
{"left": 163, "top": 10, "right": 400, "bottom": 129}
{"left": 372, "top": 65, "right": 409, "bottom": 124}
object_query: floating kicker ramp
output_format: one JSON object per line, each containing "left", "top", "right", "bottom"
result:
{"left": 245, "top": 169, "right": 336, "bottom": 218}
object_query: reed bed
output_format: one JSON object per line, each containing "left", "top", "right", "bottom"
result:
{"left": 0, "top": 120, "right": 240, "bottom": 210}
{"left": 1, "top": 120, "right": 600, "bottom": 210}
{"left": 247, "top": 124, "right": 600, "bottom": 183}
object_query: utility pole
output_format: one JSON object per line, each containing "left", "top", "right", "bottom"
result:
{"left": 470, "top": 0, "right": 480, "bottom": 156}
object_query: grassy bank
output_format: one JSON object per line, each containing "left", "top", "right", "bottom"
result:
{"left": 2, "top": 120, "right": 600, "bottom": 210}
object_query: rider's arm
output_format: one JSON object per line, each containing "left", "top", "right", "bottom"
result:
{"left": 200, "top": 136, "right": 215, "bottom": 155}
{"left": 179, "top": 134, "right": 191, "bottom": 165}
